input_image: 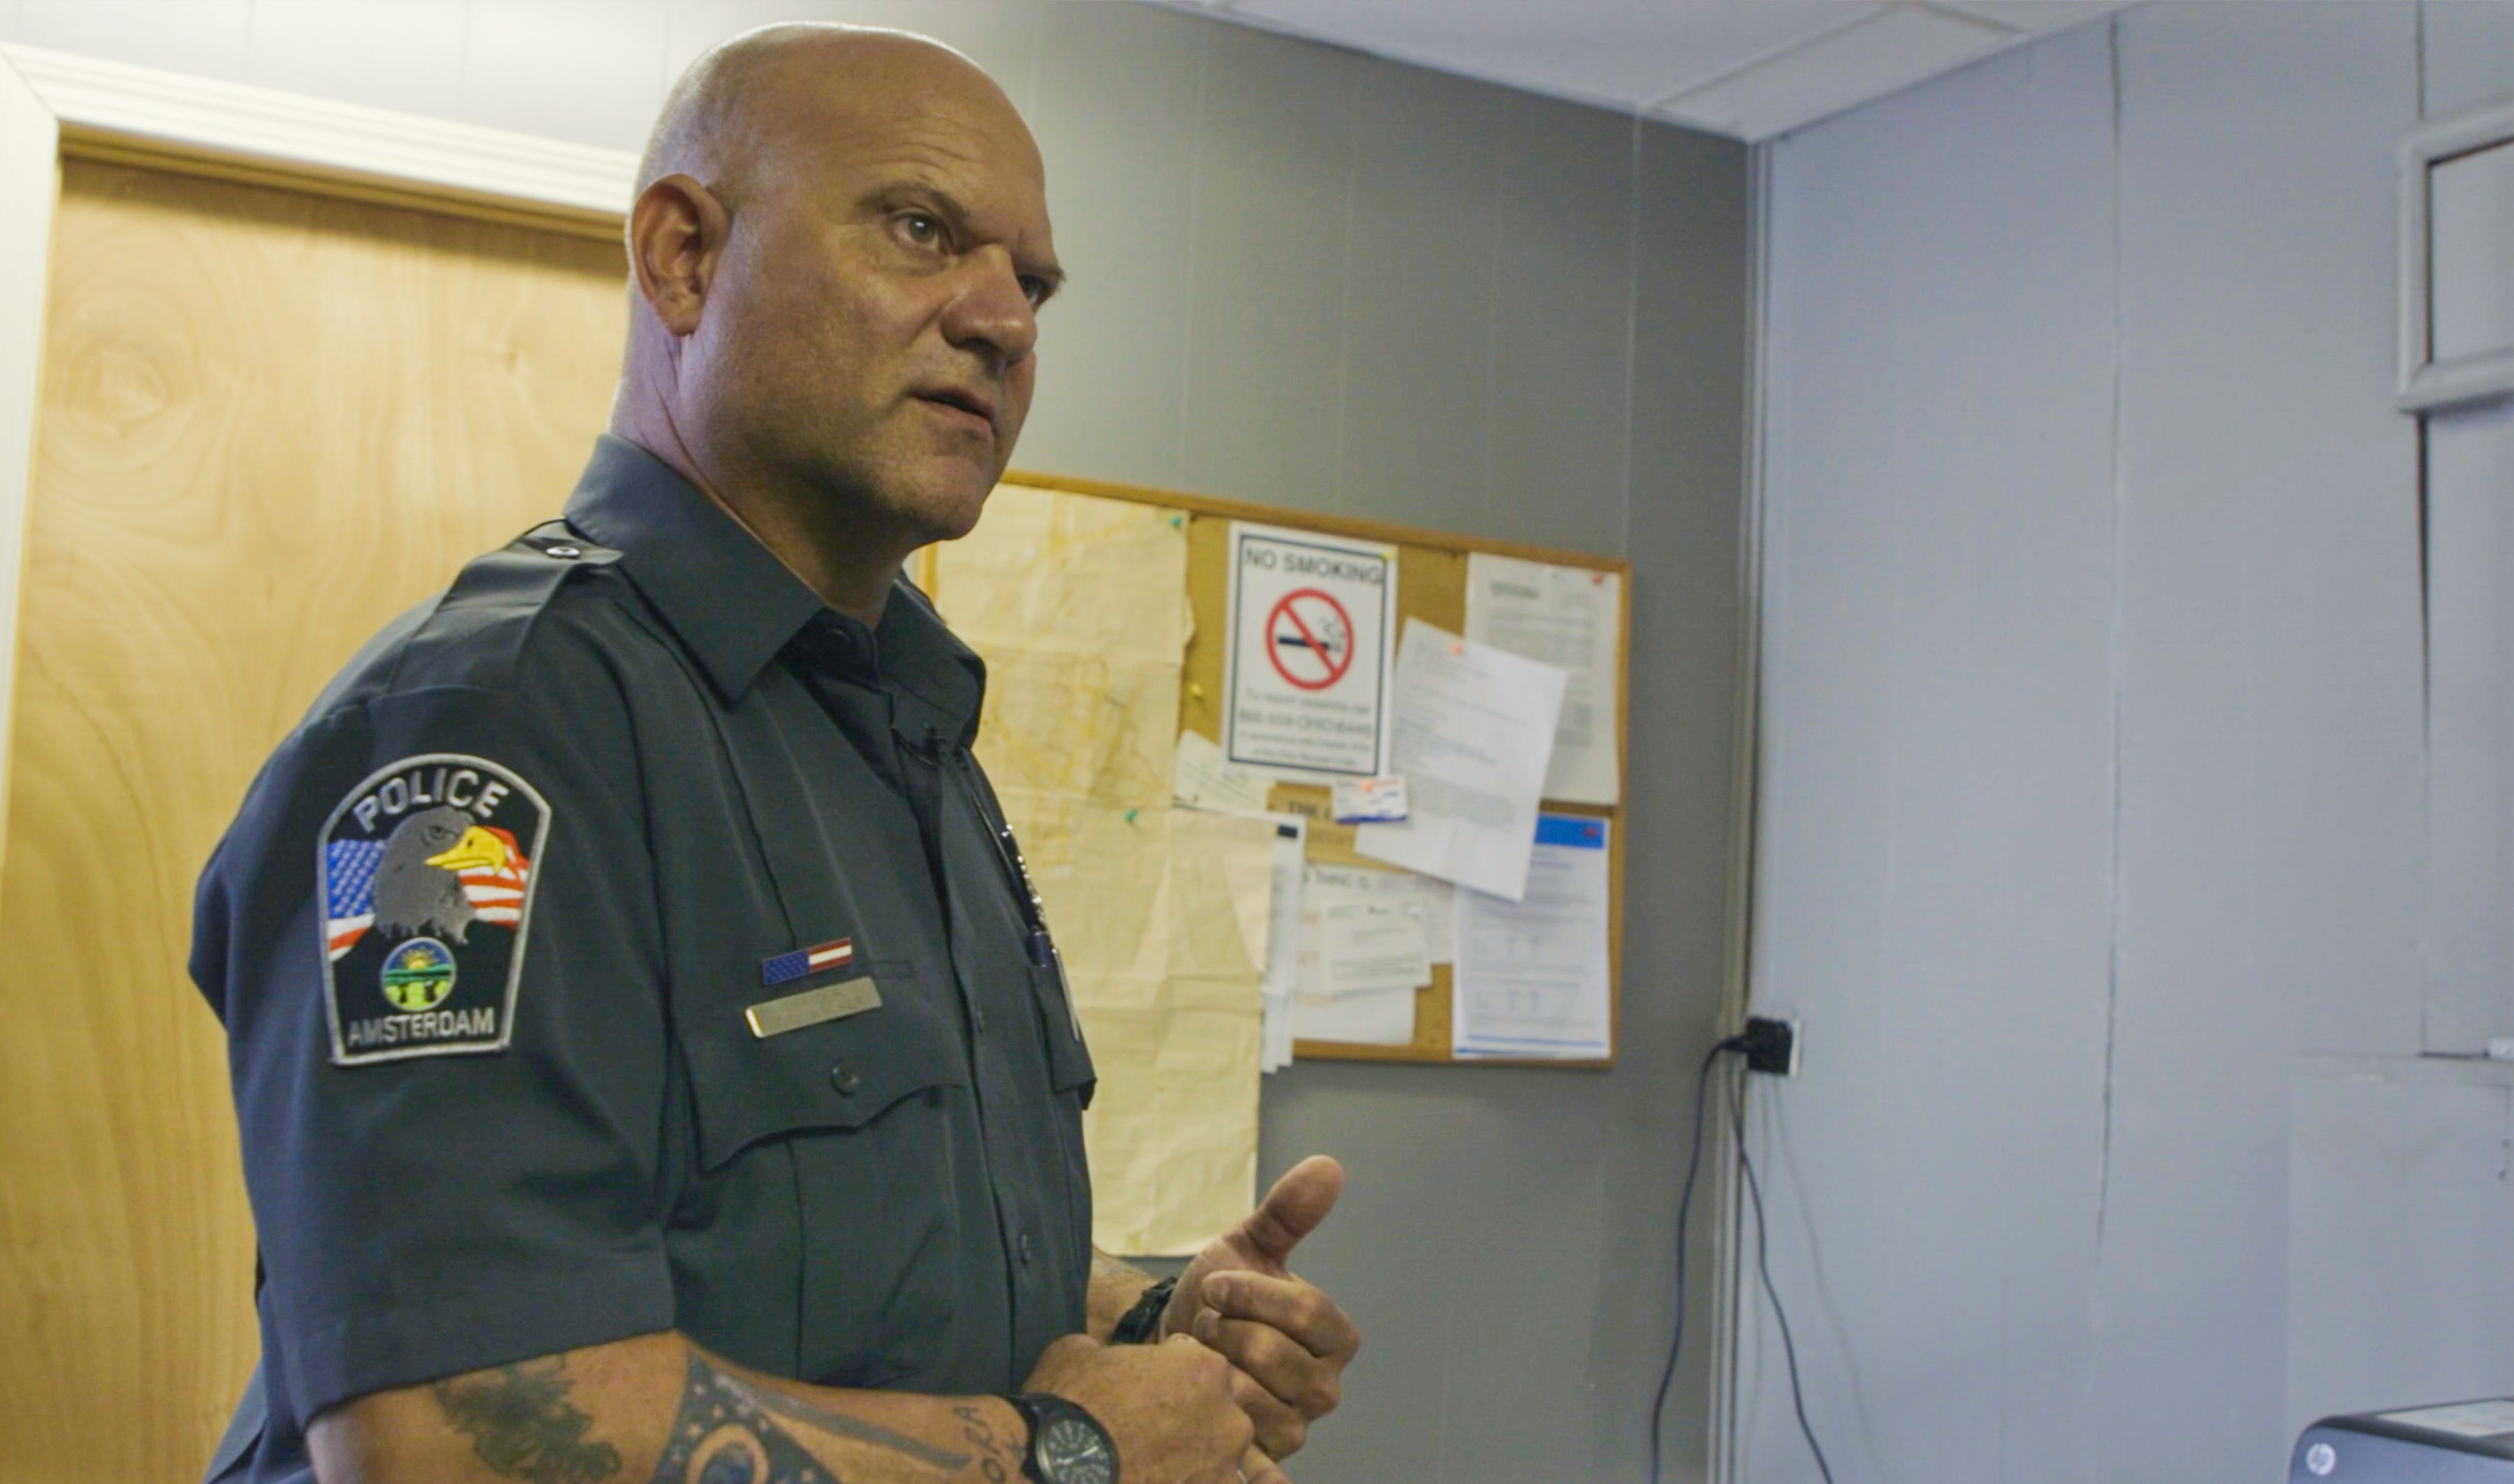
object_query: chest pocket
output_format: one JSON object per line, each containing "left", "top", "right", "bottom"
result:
{"left": 678, "top": 964, "right": 967, "bottom": 1169}
{"left": 675, "top": 964, "right": 976, "bottom": 1388}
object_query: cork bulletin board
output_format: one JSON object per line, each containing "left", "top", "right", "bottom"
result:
{"left": 949, "top": 469, "right": 1631, "bottom": 1069}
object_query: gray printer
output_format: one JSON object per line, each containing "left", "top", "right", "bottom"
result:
{"left": 2293, "top": 1401, "right": 2514, "bottom": 1481}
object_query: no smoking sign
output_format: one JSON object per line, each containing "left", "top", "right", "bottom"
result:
{"left": 1267, "top": 588, "right": 1355, "bottom": 691}
{"left": 1223, "top": 523, "right": 1397, "bottom": 778}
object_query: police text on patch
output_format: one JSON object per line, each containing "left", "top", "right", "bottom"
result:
{"left": 319, "top": 753, "right": 552, "bottom": 1067}
{"left": 348, "top": 761, "right": 517, "bottom": 835}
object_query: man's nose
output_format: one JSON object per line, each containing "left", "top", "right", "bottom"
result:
{"left": 941, "top": 244, "right": 1039, "bottom": 369}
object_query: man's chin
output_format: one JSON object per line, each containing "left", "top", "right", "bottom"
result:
{"left": 891, "top": 458, "right": 1004, "bottom": 544}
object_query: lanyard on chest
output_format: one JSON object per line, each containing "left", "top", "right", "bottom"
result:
{"left": 905, "top": 727, "right": 1082, "bottom": 1043}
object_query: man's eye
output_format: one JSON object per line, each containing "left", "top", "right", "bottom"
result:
{"left": 1019, "top": 276, "right": 1051, "bottom": 308}
{"left": 899, "top": 212, "right": 943, "bottom": 249}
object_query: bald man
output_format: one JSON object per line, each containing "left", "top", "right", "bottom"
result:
{"left": 192, "top": 24, "right": 1356, "bottom": 1484}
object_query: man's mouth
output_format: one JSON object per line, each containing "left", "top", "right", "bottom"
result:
{"left": 913, "top": 385, "right": 997, "bottom": 436}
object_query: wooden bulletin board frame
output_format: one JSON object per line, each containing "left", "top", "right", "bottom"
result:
{"left": 973, "top": 468, "right": 1631, "bottom": 1069}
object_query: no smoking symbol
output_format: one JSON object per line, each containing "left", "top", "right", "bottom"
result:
{"left": 1267, "top": 588, "right": 1355, "bottom": 691}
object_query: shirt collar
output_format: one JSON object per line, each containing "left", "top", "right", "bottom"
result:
{"left": 875, "top": 578, "right": 987, "bottom": 746}
{"left": 561, "top": 436, "right": 985, "bottom": 734}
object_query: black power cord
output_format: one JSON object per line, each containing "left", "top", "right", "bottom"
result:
{"left": 1649, "top": 1034, "right": 1745, "bottom": 1484}
{"left": 1729, "top": 1061, "right": 1837, "bottom": 1484}
{"left": 1648, "top": 1031, "right": 1838, "bottom": 1484}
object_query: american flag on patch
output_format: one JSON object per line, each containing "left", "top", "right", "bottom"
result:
{"left": 323, "top": 826, "right": 532, "bottom": 962}
{"left": 760, "top": 938, "right": 854, "bottom": 987}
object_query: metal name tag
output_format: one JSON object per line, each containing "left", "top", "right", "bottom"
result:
{"left": 744, "top": 976, "right": 882, "bottom": 1038}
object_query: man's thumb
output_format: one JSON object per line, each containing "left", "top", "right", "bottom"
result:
{"left": 1237, "top": 1154, "right": 1344, "bottom": 1262}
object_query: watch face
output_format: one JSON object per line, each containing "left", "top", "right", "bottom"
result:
{"left": 1038, "top": 1414, "right": 1116, "bottom": 1484}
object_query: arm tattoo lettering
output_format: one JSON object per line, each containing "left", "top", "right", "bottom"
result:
{"left": 649, "top": 1351, "right": 973, "bottom": 1484}
{"left": 433, "top": 1358, "right": 622, "bottom": 1484}
{"left": 950, "top": 1404, "right": 1018, "bottom": 1484}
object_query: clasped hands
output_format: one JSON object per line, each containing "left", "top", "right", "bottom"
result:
{"left": 1027, "top": 1156, "right": 1360, "bottom": 1484}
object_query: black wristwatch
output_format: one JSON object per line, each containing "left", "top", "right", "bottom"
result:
{"left": 1003, "top": 1393, "right": 1119, "bottom": 1484}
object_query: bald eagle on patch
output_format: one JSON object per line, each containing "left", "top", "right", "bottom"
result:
{"left": 372, "top": 805, "right": 513, "bottom": 943}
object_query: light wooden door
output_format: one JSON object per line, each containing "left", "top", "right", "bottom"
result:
{"left": 0, "top": 155, "right": 625, "bottom": 1478}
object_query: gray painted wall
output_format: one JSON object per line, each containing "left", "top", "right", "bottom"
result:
{"left": 0, "top": 5, "right": 1753, "bottom": 1481}
{"left": 1752, "top": 5, "right": 2514, "bottom": 1482}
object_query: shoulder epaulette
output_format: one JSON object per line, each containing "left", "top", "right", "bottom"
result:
{"left": 383, "top": 522, "right": 624, "bottom": 694}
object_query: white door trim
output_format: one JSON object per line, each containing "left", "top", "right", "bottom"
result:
{"left": 0, "top": 45, "right": 635, "bottom": 869}
{"left": 0, "top": 52, "right": 59, "bottom": 878}
{"left": 0, "top": 43, "right": 638, "bottom": 222}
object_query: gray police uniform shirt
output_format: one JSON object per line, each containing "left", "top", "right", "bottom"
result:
{"left": 191, "top": 435, "right": 1097, "bottom": 1483}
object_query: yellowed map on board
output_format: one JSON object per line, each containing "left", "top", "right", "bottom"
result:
{"left": 930, "top": 483, "right": 1270, "bottom": 1254}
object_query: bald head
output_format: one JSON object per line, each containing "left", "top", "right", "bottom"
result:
{"left": 637, "top": 24, "right": 1024, "bottom": 210}
{"left": 610, "top": 20, "right": 1061, "bottom": 620}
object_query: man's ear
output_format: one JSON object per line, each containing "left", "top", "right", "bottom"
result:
{"left": 626, "top": 172, "right": 729, "bottom": 337}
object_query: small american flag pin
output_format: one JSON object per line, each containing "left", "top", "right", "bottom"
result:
{"left": 760, "top": 937, "right": 855, "bottom": 987}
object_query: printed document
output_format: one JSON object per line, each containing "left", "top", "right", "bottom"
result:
{"left": 1286, "top": 862, "right": 1427, "bottom": 1047}
{"left": 1320, "top": 898, "right": 1431, "bottom": 994}
{"left": 1175, "top": 729, "right": 1274, "bottom": 814}
{"left": 1453, "top": 814, "right": 1612, "bottom": 1059}
{"left": 1421, "top": 878, "right": 1457, "bottom": 966}
{"left": 1288, "top": 983, "right": 1415, "bottom": 1046}
{"left": 1354, "top": 620, "right": 1566, "bottom": 900}
{"left": 1466, "top": 553, "right": 1622, "bottom": 805}
{"left": 1258, "top": 814, "right": 1305, "bottom": 1072}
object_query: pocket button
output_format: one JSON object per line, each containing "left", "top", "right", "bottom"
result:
{"left": 830, "top": 1063, "right": 862, "bottom": 1096}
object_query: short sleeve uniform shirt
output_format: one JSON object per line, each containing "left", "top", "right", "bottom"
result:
{"left": 193, "top": 436, "right": 1096, "bottom": 1483}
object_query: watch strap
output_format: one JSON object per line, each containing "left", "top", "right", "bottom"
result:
{"left": 1110, "top": 1275, "right": 1177, "bottom": 1345}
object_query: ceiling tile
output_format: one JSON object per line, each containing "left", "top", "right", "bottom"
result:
{"left": 1220, "top": 0, "right": 1874, "bottom": 110}
{"left": 1656, "top": 3, "right": 2011, "bottom": 138}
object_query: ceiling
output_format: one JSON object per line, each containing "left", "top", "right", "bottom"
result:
{"left": 1165, "top": 0, "right": 2131, "bottom": 141}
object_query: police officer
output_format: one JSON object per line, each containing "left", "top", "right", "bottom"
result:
{"left": 193, "top": 23, "right": 1360, "bottom": 1484}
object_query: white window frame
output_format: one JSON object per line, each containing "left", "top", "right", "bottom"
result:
{"left": 2399, "top": 96, "right": 2514, "bottom": 413}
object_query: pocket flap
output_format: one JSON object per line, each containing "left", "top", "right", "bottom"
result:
{"left": 680, "top": 965, "right": 967, "bottom": 1171}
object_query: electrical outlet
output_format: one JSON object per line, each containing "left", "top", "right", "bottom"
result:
{"left": 1742, "top": 1015, "right": 1799, "bottom": 1076}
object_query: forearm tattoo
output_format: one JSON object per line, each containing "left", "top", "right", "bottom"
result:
{"left": 647, "top": 1351, "right": 971, "bottom": 1484}
{"left": 431, "top": 1350, "right": 983, "bottom": 1484}
{"left": 433, "top": 1358, "right": 622, "bottom": 1484}
{"left": 949, "top": 1404, "right": 1022, "bottom": 1484}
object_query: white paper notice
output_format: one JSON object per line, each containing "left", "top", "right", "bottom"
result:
{"left": 1303, "top": 863, "right": 1429, "bottom": 916}
{"left": 1174, "top": 730, "right": 1274, "bottom": 814}
{"left": 1466, "top": 552, "right": 1622, "bottom": 805}
{"left": 1453, "top": 814, "right": 1612, "bottom": 1059}
{"left": 1422, "top": 879, "right": 1457, "bottom": 966}
{"left": 1289, "top": 985, "right": 1415, "bottom": 1045}
{"left": 1353, "top": 620, "right": 1567, "bottom": 900}
{"left": 1286, "top": 862, "right": 1425, "bottom": 1047}
{"left": 1258, "top": 814, "right": 1306, "bottom": 1073}
{"left": 1222, "top": 522, "right": 1398, "bottom": 780}
{"left": 1321, "top": 899, "right": 1431, "bottom": 994}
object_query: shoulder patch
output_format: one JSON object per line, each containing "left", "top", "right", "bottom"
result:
{"left": 318, "top": 754, "right": 552, "bottom": 1066}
